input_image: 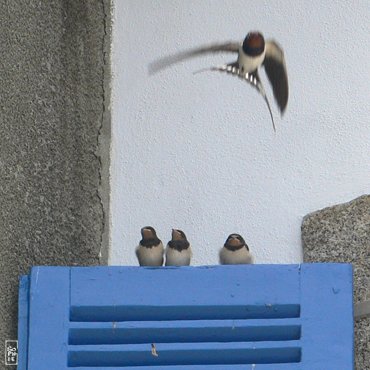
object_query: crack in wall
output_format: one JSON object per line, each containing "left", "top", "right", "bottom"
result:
{"left": 96, "top": 0, "right": 111, "bottom": 264}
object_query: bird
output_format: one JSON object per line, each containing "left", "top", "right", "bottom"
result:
{"left": 165, "top": 229, "right": 192, "bottom": 266}
{"left": 149, "top": 31, "right": 288, "bottom": 131}
{"left": 135, "top": 226, "right": 164, "bottom": 266}
{"left": 219, "top": 233, "right": 254, "bottom": 265}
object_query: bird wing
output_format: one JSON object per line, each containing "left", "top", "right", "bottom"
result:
{"left": 251, "top": 71, "right": 276, "bottom": 131}
{"left": 148, "top": 41, "right": 240, "bottom": 75}
{"left": 263, "top": 40, "right": 289, "bottom": 114}
{"left": 198, "top": 63, "right": 276, "bottom": 131}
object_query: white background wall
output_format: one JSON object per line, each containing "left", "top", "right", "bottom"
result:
{"left": 110, "top": 0, "right": 369, "bottom": 265}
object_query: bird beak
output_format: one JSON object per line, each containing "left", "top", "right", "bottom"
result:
{"left": 228, "top": 237, "right": 241, "bottom": 247}
{"left": 141, "top": 227, "right": 153, "bottom": 239}
{"left": 172, "top": 229, "right": 182, "bottom": 240}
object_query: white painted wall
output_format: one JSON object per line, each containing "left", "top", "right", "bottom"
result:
{"left": 110, "top": 0, "right": 369, "bottom": 265}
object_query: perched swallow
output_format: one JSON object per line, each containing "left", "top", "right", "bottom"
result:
{"left": 165, "top": 229, "right": 192, "bottom": 266}
{"left": 219, "top": 233, "right": 254, "bottom": 265}
{"left": 149, "top": 31, "right": 288, "bottom": 131}
{"left": 136, "top": 226, "right": 164, "bottom": 266}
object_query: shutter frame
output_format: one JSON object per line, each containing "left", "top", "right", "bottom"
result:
{"left": 18, "top": 264, "right": 354, "bottom": 369}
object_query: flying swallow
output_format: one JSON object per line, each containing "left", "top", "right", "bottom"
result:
{"left": 149, "top": 31, "right": 288, "bottom": 131}
{"left": 165, "top": 229, "right": 192, "bottom": 266}
{"left": 219, "top": 233, "right": 254, "bottom": 265}
{"left": 136, "top": 226, "right": 164, "bottom": 266}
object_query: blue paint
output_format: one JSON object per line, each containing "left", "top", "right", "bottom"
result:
{"left": 68, "top": 342, "right": 302, "bottom": 366}
{"left": 18, "top": 264, "right": 353, "bottom": 369}
{"left": 300, "top": 264, "right": 354, "bottom": 368}
{"left": 69, "top": 318, "right": 301, "bottom": 344}
{"left": 17, "top": 275, "right": 29, "bottom": 370}
{"left": 70, "top": 304, "right": 301, "bottom": 322}
{"left": 26, "top": 267, "right": 70, "bottom": 370}
{"left": 72, "top": 366, "right": 303, "bottom": 370}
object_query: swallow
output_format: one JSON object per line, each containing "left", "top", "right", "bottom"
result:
{"left": 135, "top": 226, "right": 164, "bottom": 266}
{"left": 165, "top": 229, "right": 192, "bottom": 266}
{"left": 219, "top": 233, "right": 254, "bottom": 265}
{"left": 149, "top": 31, "right": 288, "bottom": 131}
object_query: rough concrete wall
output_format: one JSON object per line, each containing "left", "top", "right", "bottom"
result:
{"left": 0, "top": 0, "right": 111, "bottom": 366}
{"left": 302, "top": 195, "right": 370, "bottom": 370}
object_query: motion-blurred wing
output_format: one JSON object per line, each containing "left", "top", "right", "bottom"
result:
{"left": 199, "top": 63, "right": 276, "bottom": 131}
{"left": 264, "top": 40, "right": 289, "bottom": 114}
{"left": 149, "top": 41, "right": 240, "bottom": 75}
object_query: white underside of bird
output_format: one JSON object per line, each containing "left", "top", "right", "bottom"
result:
{"left": 135, "top": 243, "right": 164, "bottom": 266}
{"left": 237, "top": 45, "right": 266, "bottom": 73}
{"left": 165, "top": 245, "right": 192, "bottom": 266}
{"left": 219, "top": 247, "right": 254, "bottom": 265}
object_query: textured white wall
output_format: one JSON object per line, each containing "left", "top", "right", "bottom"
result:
{"left": 110, "top": 0, "right": 369, "bottom": 265}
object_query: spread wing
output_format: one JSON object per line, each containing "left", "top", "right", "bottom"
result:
{"left": 148, "top": 41, "right": 240, "bottom": 75}
{"left": 264, "top": 40, "right": 289, "bottom": 114}
{"left": 199, "top": 63, "right": 276, "bottom": 131}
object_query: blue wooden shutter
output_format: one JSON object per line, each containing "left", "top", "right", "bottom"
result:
{"left": 18, "top": 264, "right": 354, "bottom": 369}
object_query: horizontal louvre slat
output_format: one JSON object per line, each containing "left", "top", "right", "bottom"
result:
{"left": 70, "top": 304, "right": 300, "bottom": 322}
{"left": 69, "top": 319, "right": 301, "bottom": 344}
{"left": 71, "top": 266, "right": 301, "bottom": 309}
{"left": 69, "top": 365, "right": 303, "bottom": 370}
{"left": 68, "top": 341, "right": 301, "bottom": 367}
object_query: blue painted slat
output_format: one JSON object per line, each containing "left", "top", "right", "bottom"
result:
{"left": 68, "top": 318, "right": 301, "bottom": 344}
{"left": 17, "top": 275, "right": 29, "bottom": 370}
{"left": 73, "top": 365, "right": 303, "bottom": 370}
{"left": 70, "top": 265, "right": 301, "bottom": 310}
{"left": 70, "top": 303, "right": 300, "bottom": 322}
{"left": 300, "top": 263, "right": 354, "bottom": 369}
{"left": 67, "top": 341, "right": 301, "bottom": 367}
{"left": 26, "top": 266, "right": 70, "bottom": 370}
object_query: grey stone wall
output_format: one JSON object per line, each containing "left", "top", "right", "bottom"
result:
{"left": 302, "top": 195, "right": 370, "bottom": 370}
{"left": 0, "top": 0, "right": 111, "bottom": 367}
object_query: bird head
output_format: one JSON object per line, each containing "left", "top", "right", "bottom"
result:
{"left": 242, "top": 31, "right": 265, "bottom": 56}
{"left": 171, "top": 229, "right": 187, "bottom": 241}
{"left": 225, "top": 233, "right": 248, "bottom": 249}
{"left": 141, "top": 226, "right": 157, "bottom": 240}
